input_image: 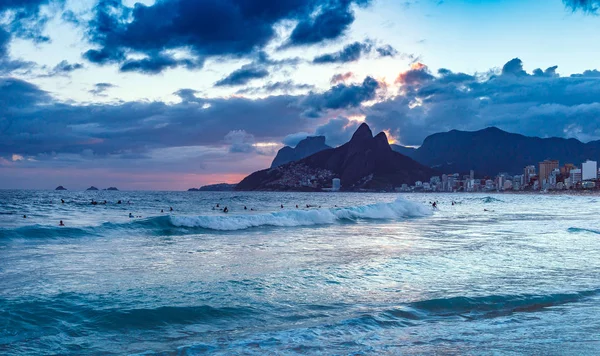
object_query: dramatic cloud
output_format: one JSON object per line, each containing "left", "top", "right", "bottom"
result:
{"left": 215, "top": 64, "right": 269, "bottom": 87}
{"left": 313, "top": 41, "right": 372, "bottom": 64}
{"left": 0, "top": 78, "right": 314, "bottom": 159}
{"left": 215, "top": 52, "right": 300, "bottom": 87}
{"left": 302, "top": 76, "right": 381, "bottom": 116}
{"left": 287, "top": 0, "right": 372, "bottom": 47}
{"left": 563, "top": 0, "right": 600, "bottom": 13}
{"left": 84, "top": 0, "right": 370, "bottom": 73}
{"left": 0, "top": 0, "right": 64, "bottom": 43}
{"left": 312, "top": 40, "right": 397, "bottom": 64}
{"left": 366, "top": 58, "right": 600, "bottom": 146}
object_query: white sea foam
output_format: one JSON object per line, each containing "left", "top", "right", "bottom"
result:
{"left": 169, "top": 197, "right": 432, "bottom": 231}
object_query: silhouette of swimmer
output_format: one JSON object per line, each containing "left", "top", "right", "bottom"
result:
{"left": 223, "top": 207, "right": 229, "bottom": 213}
{"left": 129, "top": 213, "right": 134, "bottom": 218}
{"left": 59, "top": 220, "right": 64, "bottom": 226}
{"left": 216, "top": 204, "right": 220, "bottom": 208}
{"left": 170, "top": 207, "right": 173, "bottom": 212}
{"left": 432, "top": 202, "right": 437, "bottom": 209}
{"left": 161, "top": 209, "right": 164, "bottom": 213}
{"left": 117, "top": 200, "right": 122, "bottom": 204}
{"left": 244, "top": 206, "right": 247, "bottom": 210}
{"left": 250, "top": 208, "right": 255, "bottom": 211}
{"left": 23, "top": 215, "right": 26, "bottom": 219}
{"left": 61, "top": 199, "right": 65, "bottom": 204}
{"left": 281, "top": 204, "right": 284, "bottom": 209}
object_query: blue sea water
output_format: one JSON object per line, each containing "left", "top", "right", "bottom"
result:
{"left": 1, "top": 190, "right": 600, "bottom": 355}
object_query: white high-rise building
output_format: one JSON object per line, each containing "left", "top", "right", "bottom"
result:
{"left": 332, "top": 178, "right": 341, "bottom": 191}
{"left": 582, "top": 160, "right": 598, "bottom": 181}
{"left": 571, "top": 169, "right": 582, "bottom": 184}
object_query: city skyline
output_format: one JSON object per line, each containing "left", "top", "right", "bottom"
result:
{"left": 3, "top": 0, "right": 600, "bottom": 189}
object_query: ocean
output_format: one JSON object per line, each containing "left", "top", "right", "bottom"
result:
{"left": 1, "top": 190, "right": 600, "bottom": 355}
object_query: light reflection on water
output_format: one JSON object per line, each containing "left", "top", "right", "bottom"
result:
{"left": 1, "top": 191, "right": 600, "bottom": 354}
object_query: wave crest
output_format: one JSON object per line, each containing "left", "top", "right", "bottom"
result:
{"left": 170, "top": 198, "right": 431, "bottom": 231}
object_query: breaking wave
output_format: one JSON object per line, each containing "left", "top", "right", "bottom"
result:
{"left": 170, "top": 197, "right": 432, "bottom": 231}
{"left": 0, "top": 198, "right": 431, "bottom": 238}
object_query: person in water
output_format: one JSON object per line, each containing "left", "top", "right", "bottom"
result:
{"left": 161, "top": 209, "right": 164, "bottom": 213}
{"left": 129, "top": 213, "right": 134, "bottom": 218}
{"left": 244, "top": 206, "right": 247, "bottom": 210}
{"left": 117, "top": 200, "right": 122, "bottom": 204}
{"left": 280, "top": 204, "right": 284, "bottom": 209}
{"left": 432, "top": 202, "right": 437, "bottom": 209}
{"left": 23, "top": 215, "right": 26, "bottom": 219}
{"left": 61, "top": 199, "right": 65, "bottom": 204}
{"left": 223, "top": 207, "right": 229, "bottom": 213}
{"left": 59, "top": 220, "right": 64, "bottom": 226}
{"left": 170, "top": 207, "right": 173, "bottom": 212}
{"left": 216, "top": 203, "right": 220, "bottom": 208}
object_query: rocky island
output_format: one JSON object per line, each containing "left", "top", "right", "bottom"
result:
{"left": 237, "top": 123, "right": 436, "bottom": 191}
{"left": 86, "top": 186, "right": 99, "bottom": 191}
{"left": 55, "top": 186, "right": 67, "bottom": 191}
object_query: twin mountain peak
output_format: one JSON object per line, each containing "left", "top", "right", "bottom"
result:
{"left": 237, "top": 123, "right": 434, "bottom": 191}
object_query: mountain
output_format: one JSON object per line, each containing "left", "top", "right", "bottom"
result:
{"left": 237, "top": 123, "right": 436, "bottom": 191}
{"left": 105, "top": 187, "right": 119, "bottom": 191}
{"left": 271, "top": 136, "right": 331, "bottom": 168}
{"left": 408, "top": 127, "right": 600, "bottom": 176}
{"left": 86, "top": 186, "right": 99, "bottom": 191}
{"left": 55, "top": 186, "right": 67, "bottom": 190}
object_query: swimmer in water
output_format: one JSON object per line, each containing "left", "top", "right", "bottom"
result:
{"left": 161, "top": 209, "right": 164, "bottom": 213}
{"left": 170, "top": 207, "right": 173, "bottom": 212}
{"left": 216, "top": 204, "right": 220, "bottom": 208}
{"left": 244, "top": 206, "right": 247, "bottom": 210}
{"left": 129, "top": 213, "right": 134, "bottom": 218}
{"left": 223, "top": 207, "right": 229, "bottom": 213}
{"left": 281, "top": 204, "right": 284, "bottom": 209}
{"left": 61, "top": 199, "right": 65, "bottom": 204}
{"left": 23, "top": 215, "right": 26, "bottom": 219}
{"left": 117, "top": 200, "right": 122, "bottom": 204}
{"left": 59, "top": 220, "right": 64, "bottom": 226}
{"left": 432, "top": 202, "right": 437, "bottom": 209}
{"left": 296, "top": 205, "right": 299, "bottom": 208}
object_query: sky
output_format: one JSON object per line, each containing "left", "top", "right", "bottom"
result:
{"left": 2, "top": 0, "right": 600, "bottom": 190}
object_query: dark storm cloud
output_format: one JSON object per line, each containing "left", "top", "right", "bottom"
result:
{"left": 302, "top": 76, "right": 380, "bottom": 116}
{"left": 215, "top": 52, "right": 301, "bottom": 87}
{"left": 501, "top": 57, "right": 528, "bottom": 76}
{"left": 312, "top": 41, "right": 398, "bottom": 64}
{"left": 287, "top": 0, "right": 372, "bottom": 47}
{"left": 563, "top": 0, "right": 600, "bottom": 12}
{"left": 0, "top": 0, "right": 65, "bottom": 43}
{"left": 119, "top": 54, "right": 204, "bottom": 74}
{"left": 215, "top": 65, "right": 270, "bottom": 87}
{"left": 313, "top": 41, "right": 372, "bottom": 64}
{"left": 365, "top": 58, "right": 600, "bottom": 146}
{"left": 0, "top": 75, "right": 382, "bottom": 159}
{"left": 84, "top": 0, "right": 370, "bottom": 73}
